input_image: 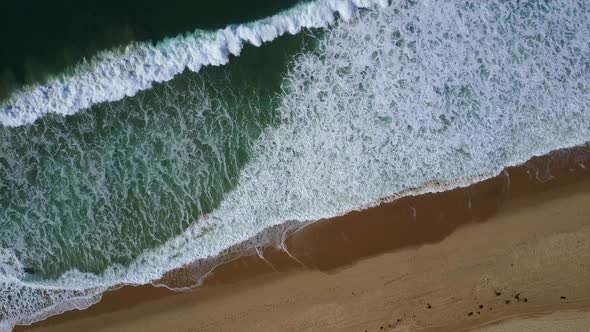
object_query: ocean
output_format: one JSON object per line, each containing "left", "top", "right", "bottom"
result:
{"left": 1, "top": 0, "right": 590, "bottom": 330}
{"left": 0, "top": 0, "right": 302, "bottom": 100}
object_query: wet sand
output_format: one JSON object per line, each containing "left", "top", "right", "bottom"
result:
{"left": 18, "top": 146, "right": 590, "bottom": 331}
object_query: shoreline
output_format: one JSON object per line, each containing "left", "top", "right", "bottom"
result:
{"left": 18, "top": 145, "right": 590, "bottom": 331}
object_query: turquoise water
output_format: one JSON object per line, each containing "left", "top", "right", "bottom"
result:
{"left": 2, "top": 0, "right": 590, "bottom": 330}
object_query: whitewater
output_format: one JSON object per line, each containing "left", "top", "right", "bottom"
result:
{"left": 2, "top": 0, "right": 590, "bottom": 331}
{"left": 0, "top": 0, "right": 390, "bottom": 128}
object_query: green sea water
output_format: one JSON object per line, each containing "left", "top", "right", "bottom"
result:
{"left": 0, "top": 0, "right": 305, "bottom": 100}
{"left": 0, "top": 31, "right": 316, "bottom": 279}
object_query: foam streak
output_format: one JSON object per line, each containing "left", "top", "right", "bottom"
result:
{"left": 0, "top": 0, "right": 388, "bottom": 127}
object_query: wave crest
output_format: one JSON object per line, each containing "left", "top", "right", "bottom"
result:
{"left": 0, "top": 0, "right": 388, "bottom": 128}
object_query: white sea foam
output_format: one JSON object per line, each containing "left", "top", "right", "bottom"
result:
{"left": 3, "top": 0, "right": 590, "bottom": 330}
{"left": 0, "top": 0, "right": 389, "bottom": 128}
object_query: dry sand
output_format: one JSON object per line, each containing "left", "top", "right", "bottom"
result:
{"left": 19, "top": 147, "right": 590, "bottom": 331}
{"left": 479, "top": 310, "right": 590, "bottom": 332}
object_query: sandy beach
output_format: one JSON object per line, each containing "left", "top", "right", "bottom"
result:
{"left": 18, "top": 147, "right": 590, "bottom": 331}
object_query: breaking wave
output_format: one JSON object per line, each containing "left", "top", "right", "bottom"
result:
{"left": 0, "top": 0, "right": 389, "bottom": 127}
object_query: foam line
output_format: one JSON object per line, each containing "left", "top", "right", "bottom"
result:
{"left": 0, "top": 0, "right": 388, "bottom": 128}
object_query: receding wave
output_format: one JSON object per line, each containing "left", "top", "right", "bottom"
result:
{"left": 2, "top": 0, "right": 590, "bottom": 331}
{"left": 0, "top": 0, "right": 389, "bottom": 128}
